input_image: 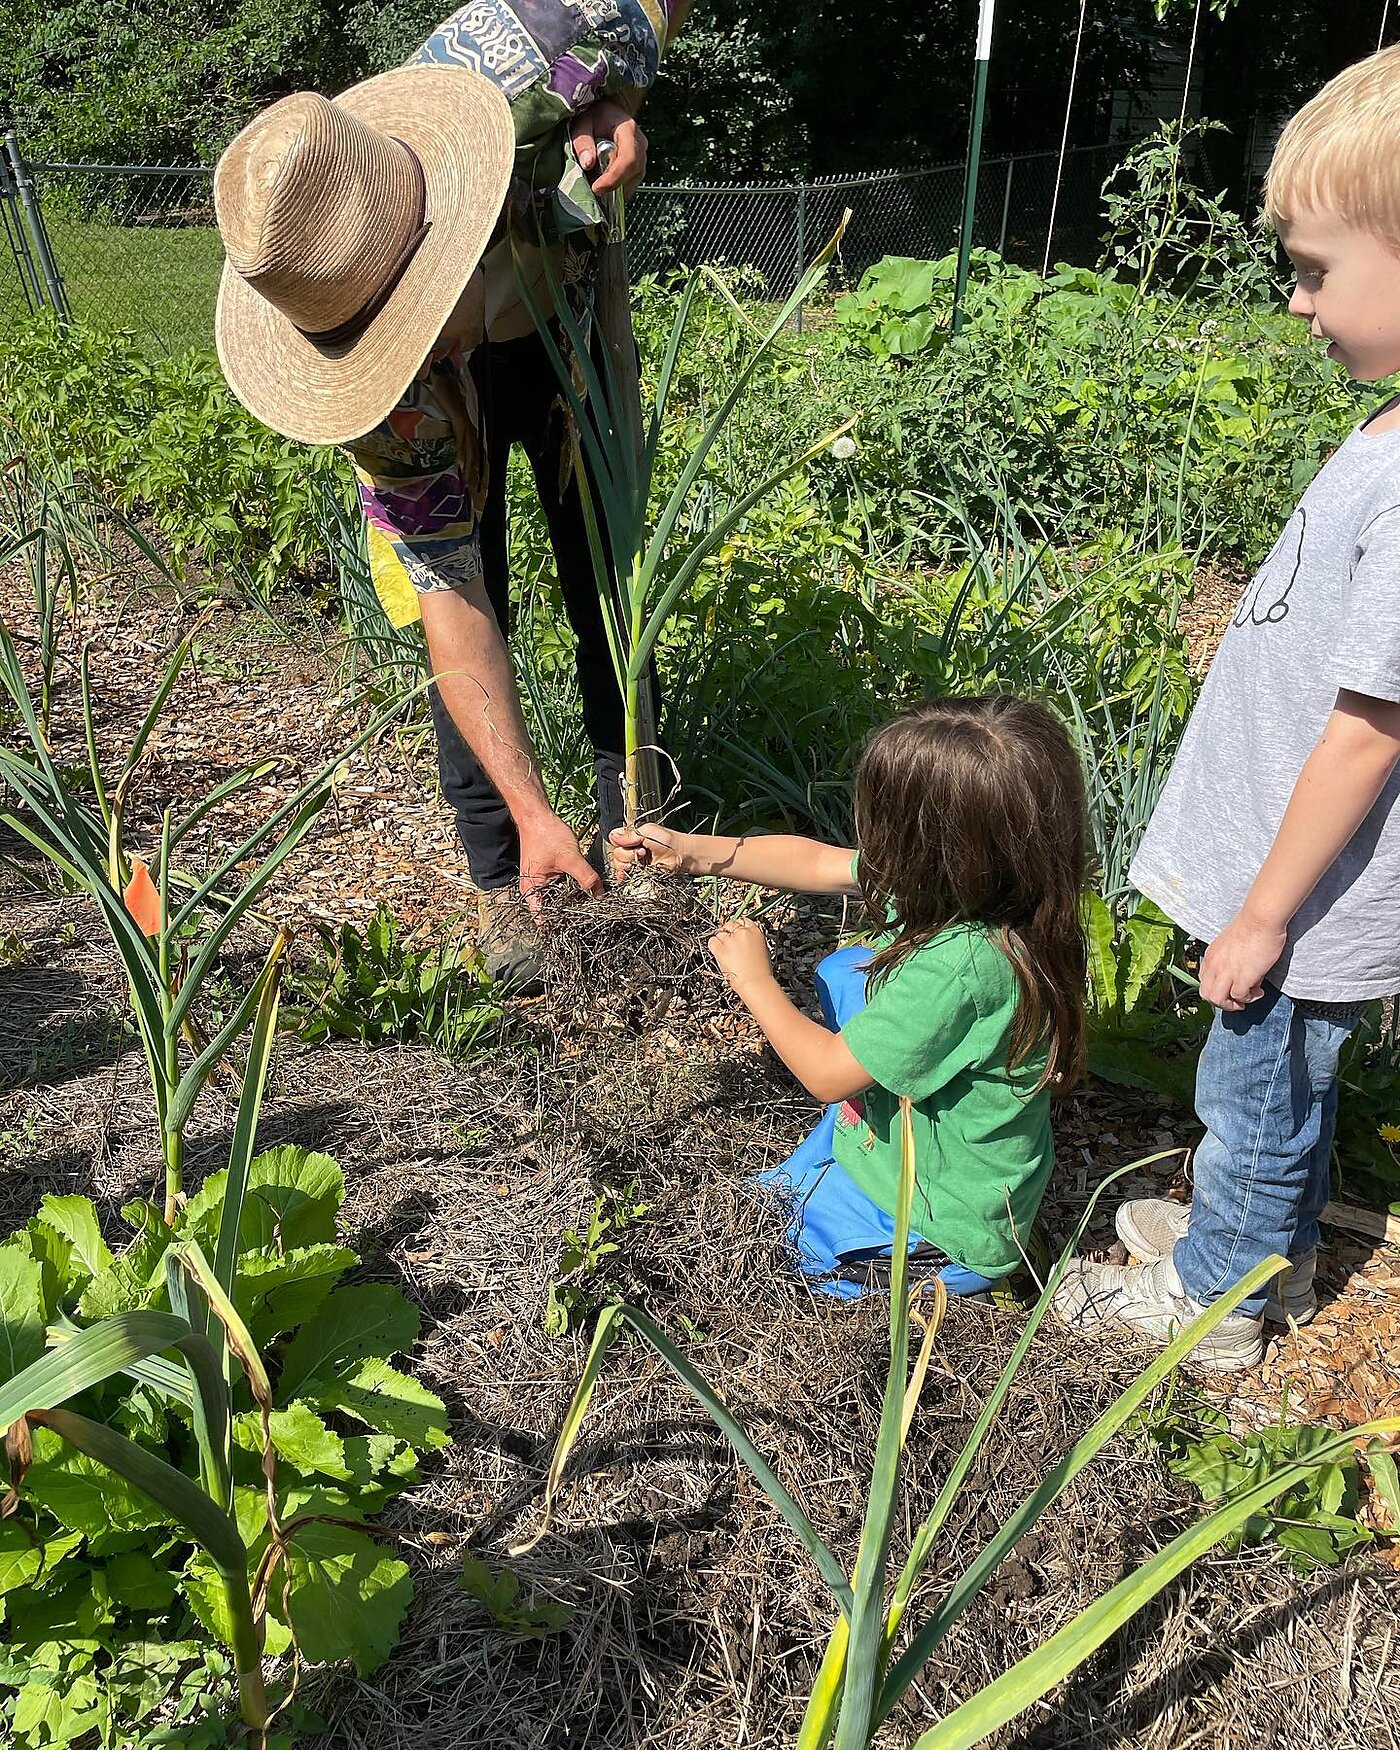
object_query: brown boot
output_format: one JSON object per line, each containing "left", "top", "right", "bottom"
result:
{"left": 475, "top": 888, "right": 543, "bottom": 997}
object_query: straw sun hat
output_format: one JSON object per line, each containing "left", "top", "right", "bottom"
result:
{"left": 214, "top": 66, "right": 514, "bottom": 446}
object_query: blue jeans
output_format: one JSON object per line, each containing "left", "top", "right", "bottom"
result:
{"left": 758, "top": 945, "right": 998, "bottom": 1302}
{"left": 1173, "top": 983, "right": 1358, "bottom": 1319}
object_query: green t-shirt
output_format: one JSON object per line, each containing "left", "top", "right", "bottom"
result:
{"left": 833, "top": 923, "right": 1053, "bottom": 1279}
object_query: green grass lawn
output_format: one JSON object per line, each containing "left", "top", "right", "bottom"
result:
{"left": 0, "top": 217, "right": 224, "bottom": 357}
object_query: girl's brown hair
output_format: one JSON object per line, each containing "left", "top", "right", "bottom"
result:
{"left": 853, "top": 695, "right": 1088, "bottom": 1095}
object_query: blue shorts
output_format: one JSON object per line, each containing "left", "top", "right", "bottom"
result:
{"left": 756, "top": 945, "right": 999, "bottom": 1303}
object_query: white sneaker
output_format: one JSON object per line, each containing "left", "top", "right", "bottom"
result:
{"left": 1052, "top": 1253, "right": 1265, "bottom": 1373}
{"left": 1114, "top": 1198, "right": 1317, "bottom": 1325}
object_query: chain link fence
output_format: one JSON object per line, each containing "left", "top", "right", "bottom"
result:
{"left": 0, "top": 139, "right": 1127, "bottom": 356}
{"left": 629, "top": 143, "right": 1123, "bottom": 300}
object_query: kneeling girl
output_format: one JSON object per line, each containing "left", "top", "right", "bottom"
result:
{"left": 612, "top": 696, "right": 1089, "bottom": 1298}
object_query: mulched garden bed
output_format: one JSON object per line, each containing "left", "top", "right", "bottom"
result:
{"left": 2, "top": 565, "right": 1397, "bottom": 1747}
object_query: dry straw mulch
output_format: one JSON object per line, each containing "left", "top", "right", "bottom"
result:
{"left": 2, "top": 570, "right": 1398, "bottom": 1747}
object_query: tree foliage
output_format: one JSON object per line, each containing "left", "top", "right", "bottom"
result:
{"left": 0, "top": 1, "right": 1391, "bottom": 179}
{"left": 0, "top": 1, "right": 362, "bottom": 163}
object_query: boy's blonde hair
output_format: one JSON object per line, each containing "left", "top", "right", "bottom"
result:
{"left": 1265, "top": 42, "right": 1400, "bottom": 245}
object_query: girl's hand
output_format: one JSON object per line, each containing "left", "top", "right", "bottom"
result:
{"left": 709, "top": 918, "right": 773, "bottom": 995}
{"left": 610, "top": 825, "right": 689, "bottom": 876}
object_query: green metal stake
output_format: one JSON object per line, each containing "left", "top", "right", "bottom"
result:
{"left": 952, "top": 0, "right": 997, "bottom": 336}
{"left": 4, "top": 134, "right": 69, "bottom": 322}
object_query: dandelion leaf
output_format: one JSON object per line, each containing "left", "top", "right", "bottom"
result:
{"left": 239, "top": 1147, "right": 345, "bottom": 1249}
{"left": 306, "top": 1355, "right": 450, "bottom": 1451}
{"left": 237, "top": 1243, "right": 358, "bottom": 1347}
{"left": 276, "top": 1284, "right": 419, "bottom": 1402}
{"left": 24, "top": 1428, "right": 169, "bottom": 1538}
{"left": 274, "top": 1520, "right": 413, "bottom": 1674}
{"left": 234, "top": 1402, "right": 350, "bottom": 1481}
{"left": 34, "top": 1197, "right": 112, "bottom": 1281}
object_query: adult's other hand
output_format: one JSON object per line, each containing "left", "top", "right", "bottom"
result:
{"left": 570, "top": 100, "right": 648, "bottom": 196}
{"left": 519, "top": 811, "right": 604, "bottom": 911}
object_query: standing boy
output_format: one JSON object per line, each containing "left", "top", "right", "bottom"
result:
{"left": 1056, "top": 44, "right": 1400, "bottom": 1371}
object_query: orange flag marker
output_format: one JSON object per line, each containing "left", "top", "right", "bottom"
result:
{"left": 123, "top": 858, "right": 161, "bottom": 936}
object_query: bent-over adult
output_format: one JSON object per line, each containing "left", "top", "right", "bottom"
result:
{"left": 213, "top": 1, "right": 690, "bottom": 987}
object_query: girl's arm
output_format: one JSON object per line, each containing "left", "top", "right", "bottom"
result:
{"left": 611, "top": 826, "right": 860, "bottom": 895}
{"left": 710, "top": 921, "right": 874, "bottom": 1103}
{"left": 1201, "top": 689, "right": 1400, "bottom": 1008}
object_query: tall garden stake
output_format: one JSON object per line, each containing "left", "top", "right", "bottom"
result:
{"left": 952, "top": 0, "right": 998, "bottom": 334}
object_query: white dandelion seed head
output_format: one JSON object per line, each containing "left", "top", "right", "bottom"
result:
{"left": 829, "top": 435, "right": 858, "bottom": 460}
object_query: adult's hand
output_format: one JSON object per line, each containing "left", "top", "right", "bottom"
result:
{"left": 519, "top": 810, "right": 604, "bottom": 910}
{"left": 570, "top": 99, "right": 648, "bottom": 196}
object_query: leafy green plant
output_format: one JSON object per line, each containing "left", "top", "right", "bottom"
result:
{"left": 1333, "top": 1004, "right": 1400, "bottom": 1207}
{"left": 1151, "top": 1398, "right": 1400, "bottom": 1573}
{"left": 0, "top": 475, "right": 450, "bottom": 1743}
{"left": 459, "top": 1558, "right": 573, "bottom": 1637}
{"left": 0, "top": 1133, "right": 448, "bottom": 1746}
{"left": 832, "top": 256, "right": 949, "bottom": 361}
{"left": 543, "top": 1183, "right": 649, "bottom": 1338}
{"left": 1083, "top": 893, "right": 1203, "bottom": 1102}
{"left": 0, "top": 458, "right": 81, "bottom": 738}
{"left": 0, "top": 319, "right": 344, "bottom": 601}
{"left": 810, "top": 133, "right": 1362, "bottom": 565}
{"left": 285, "top": 905, "right": 501, "bottom": 1061}
{"left": 0, "top": 611, "right": 325, "bottom": 1223}
{"left": 517, "top": 1113, "right": 1400, "bottom": 1747}
{"left": 1101, "top": 121, "right": 1269, "bottom": 298}
{"left": 0, "top": 564, "right": 423, "bottom": 1220}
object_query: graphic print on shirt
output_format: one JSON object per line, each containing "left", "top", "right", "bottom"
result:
{"left": 417, "top": 3, "right": 551, "bottom": 95}
{"left": 835, "top": 1096, "right": 873, "bottom": 1150}
{"left": 1232, "top": 506, "right": 1306, "bottom": 630}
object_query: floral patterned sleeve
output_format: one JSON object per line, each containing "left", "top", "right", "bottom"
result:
{"left": 414, "top": 1, "right": 683, "bottom": 234}
{"left": 344, "top": 347, "right": 486, "bottom": 631}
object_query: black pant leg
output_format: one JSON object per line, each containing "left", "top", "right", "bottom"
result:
{"left": 428, "top": 345, "right": 522, "bottom": 890}
{"left": 514, "top": 331, "right": 663, "bottom": 837}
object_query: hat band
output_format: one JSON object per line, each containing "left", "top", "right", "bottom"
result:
{"left": 302, "top": 139, "right": 432, "bottom": 348}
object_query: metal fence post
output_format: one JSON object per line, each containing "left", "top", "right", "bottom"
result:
{"left": 953, "top": 0, "right": 998, "bottom": 333}
{"left": 794, "top": 181, "right": 807, "bottom": 329}
{"left": 0, "top": 143, "right": 46, "bottom": 314}
{"left": 997, "top": 155, "right": 1015, "bottom": 258}
{"left": 4, "top": 135, "right": 69, "bottom": 320}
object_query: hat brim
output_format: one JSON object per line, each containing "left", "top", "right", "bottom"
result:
{"left": 215, "top": 66, "right": 515, "bottom": 447}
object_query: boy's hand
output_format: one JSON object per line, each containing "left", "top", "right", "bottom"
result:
{"left": 709, "top": 918, "right": 773, "bottom": 995}
{"left": 609, "top": 824, "right": 689, "bottom": 876}
{"left": 1199, "top": 909, "right": 1287, "bottom": 1011}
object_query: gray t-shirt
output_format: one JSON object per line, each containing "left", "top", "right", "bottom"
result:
{"left": 1130, "top": 416, "right": 1400, "bottom": 1002}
